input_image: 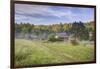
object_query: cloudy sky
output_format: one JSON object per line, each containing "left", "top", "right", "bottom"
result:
{"left": 15, "top": 4, "right": 94, "bottom": 25}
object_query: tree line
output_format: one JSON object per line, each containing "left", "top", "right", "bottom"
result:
{"left": 15, "top": 21, "right": 95, "bottom": 41}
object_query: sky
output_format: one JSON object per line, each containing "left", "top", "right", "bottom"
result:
{"left": 15, "top": 4, "right": 94, "bottom": 25}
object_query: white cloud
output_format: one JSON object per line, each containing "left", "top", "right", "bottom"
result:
{"left": 15, "top": 4, "right": 77, "bottom": 19}
{"left": 15, "top": 3, "right": 94, "bottom": 24}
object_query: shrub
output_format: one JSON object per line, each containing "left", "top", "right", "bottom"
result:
{"left": 48, "top": 34, "right": 56, "bottom": 42}
{"left": 70, "top": 39, "right": 79, "bottom": 46}
{"left": 48, "top": 34, "right": 63, "bottom": 42}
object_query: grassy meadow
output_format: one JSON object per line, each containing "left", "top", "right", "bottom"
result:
{"left": 15, "top": 39, "right": 94, "bottom": 67}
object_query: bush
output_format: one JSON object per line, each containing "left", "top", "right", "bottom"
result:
{"left": 48, "top": 34, "right": 56, "bottom": 42}
{"left": 48, "top": 34, "right": 63, "bottom": 42}
{"left": 70, "top": 39, "right": 79, "bottom": 46}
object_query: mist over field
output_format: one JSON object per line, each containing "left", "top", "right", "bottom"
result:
{"left": 15, "top": 21, "right": 95, "bottom": 67}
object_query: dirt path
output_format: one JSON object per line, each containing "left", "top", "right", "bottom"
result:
{"left": 37, "top": 42, "right": 77, "bottom": 62}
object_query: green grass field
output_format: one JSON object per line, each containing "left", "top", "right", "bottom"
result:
{"left": 15, "top": 39, "right": 94, "bottom": 67}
